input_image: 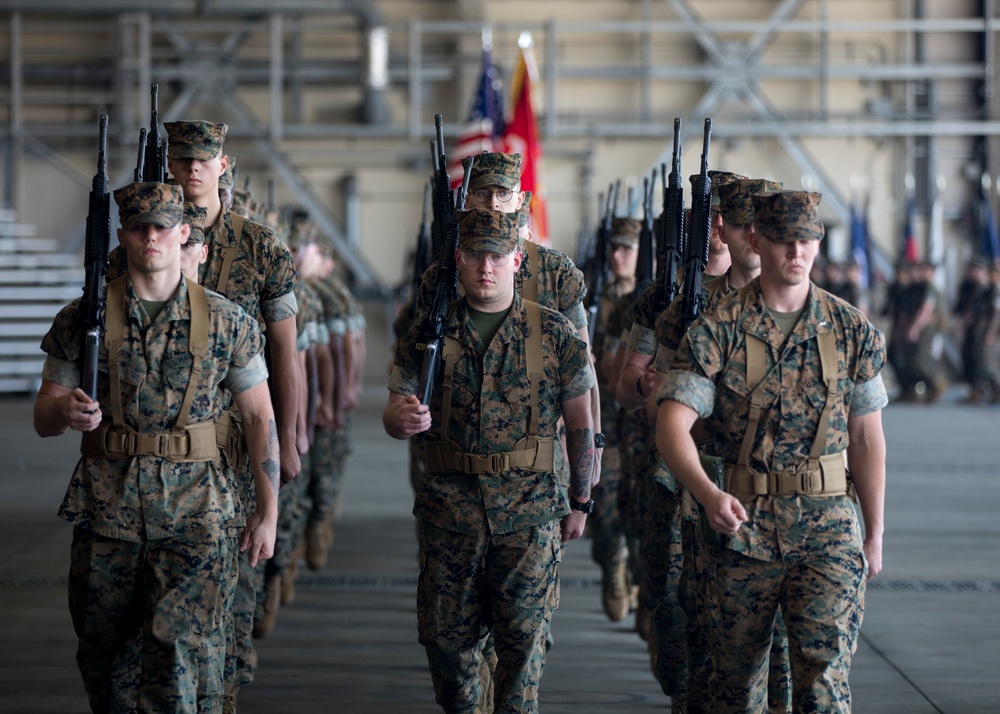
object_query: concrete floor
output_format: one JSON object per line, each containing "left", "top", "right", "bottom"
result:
{"left": 1, "top": 381, "right": 999, "bottom": 713}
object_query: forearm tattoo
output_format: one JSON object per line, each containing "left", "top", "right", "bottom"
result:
{"left": 261, "top": 418, "right": 280, "bottom": 495}
{"left": 567, "top": 427, "right": 595, "bottom": 500}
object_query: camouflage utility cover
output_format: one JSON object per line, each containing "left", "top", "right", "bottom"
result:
{"left": 457, "top": 208, "right": 520, "bottom": 254}
{"left": 218, "top": 157, "right": 236, "bottom": 190}
{"left": 469, "top": 152, "right": 522, "bottom": 192}
{"left": 390, "top": 293, "right": 594, "bottom": 536}
{"left": 39, "top": 276, "right": 267, "bottom": 541}
{"left": 753, "top": 190, "right": 824, "bottom": 243}
{"left": 690, "top": 170, "right": 747, "bottom": 205}
{"left": 114, "top": 182, "right": 183, "bottom": 231}
{"left": 718, "top": 178, "right": 783, "bottom": 225}
{"left": 609, "top": 217, "right": 641, "bottom": 247}
{"left": 164, "top": 120, "right": 228, "bottom": 160}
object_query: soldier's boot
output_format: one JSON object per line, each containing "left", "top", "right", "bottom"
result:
{"left": 305, "top": 518, "right": 333, "bottom": 571}
{"left": 601, "top": 558, "right": 631, "bottom": 622}
{"left": 635, "top": 594, "right": 653, "bottom": 642}
{"left": 646, "top": 625, "right": 659, "bottom": 677}
{"left": 252, "top": 576, "right": 281, "bottom": 639}
{"left": 222, "top": 687, "right": 239, "bottom": 714}
{"left": 477, "top": 647, "right": 498, "bottom": 714}
{"left": 925, "top": 379, "right": 945, "bottom": 404}
{"left": 282, "top": 542, "right": 304, "bottom": 605}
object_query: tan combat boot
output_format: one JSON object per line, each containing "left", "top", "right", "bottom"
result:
{"left": 304, "top": 519, "right": 333, "bottom": 570}
{"left": 252, "top": 576, "right": 281, "bottom": 639}
{"left": 282, "top": 542, "right": 304, "bottom": 605}
{"left": 602, "top": 559, "right": 631, "bottom": 622}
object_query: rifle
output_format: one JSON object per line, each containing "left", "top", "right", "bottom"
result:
{"left": 661, "top": 118, "right": 685, "bottom": 309}
{"left": 133, "top": 128, "right": 147, "bottom": 182}
{"left": 416, "top": 115, "right": 463, "bottom": 405}
{"left": 586, "top": 181, "right": 619, "bottom": 344}
{"left": 141, "top": 84, "right": 166, "bottom": 183}
{"left": 635, "top": 170, "right": 657, "bottom": 296}
{"left": 81, "top": 115, "right": 111, "bottom": 401}
{"left": 681, "top": 118, "right": 713, "bottom": 332}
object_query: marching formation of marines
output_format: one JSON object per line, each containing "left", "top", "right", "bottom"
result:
{"left": 58, "top": 84, "right": 1000, "bottom": 713}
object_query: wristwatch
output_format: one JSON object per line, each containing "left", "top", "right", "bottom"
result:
{"left": 570, "top": 498, "right": 595, "bottom": 515}
{"left": 593, "top": 432, "right": 606, "bottom": 449}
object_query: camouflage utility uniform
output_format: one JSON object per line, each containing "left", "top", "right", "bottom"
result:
{"left": 390, "top": 289, "right": 594, "bottom": 714}
{"left": 659, "top": 272, "right": 886, "bottom": 712}
{"left": 41, "top": 274, "right": 267, "bottom": 713}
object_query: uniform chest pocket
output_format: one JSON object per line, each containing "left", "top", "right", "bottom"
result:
{"left": 111, "top": 347, "right": 148, "bottom": 387}
{"left": 800, "top": 374, "right": 853, "bottom": 432}
{"left": 162, "top": 351, "right": 196, "bottom": 391}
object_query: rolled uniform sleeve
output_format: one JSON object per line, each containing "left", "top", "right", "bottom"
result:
{"left": 849, "top": 374, "right": 888, "bottom": 417}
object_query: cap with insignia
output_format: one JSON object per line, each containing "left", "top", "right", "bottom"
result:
{"left": 163, "top": 120, "right": 228, "bottom": 160}
{"left": 457, "top": 208, "right": 520, "bottom": 254}
{"left": 752, "top": 190, "right": 824, "bottom": 243}
{"left": 609, "top": 217, "right": 641, "bottom": 247}
{"left": 114, "top": 182, "right": 184, "bottom": 231}
{"left": 718, "top": 178, "right": 783, "bottom": 225}
{"left": 182, "top": 201, "right": 208, "bottom": 245}
{"left": 468, "top": 152, "right": 522, "bottom": 193}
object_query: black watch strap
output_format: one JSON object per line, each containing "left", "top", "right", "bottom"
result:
{"left": 594, "top": 432, "right": 606, "bottom": 449}
{"left": 570, "top": 498, "right": 595, "bottom": 515}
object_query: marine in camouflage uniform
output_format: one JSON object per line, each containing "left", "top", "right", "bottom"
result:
{"left": 385, "top": 209, "right": 596, "bottom": 714}
{"left": 656, "top": 191, "right": 888, "bottom": 713}
{"left": 164, "top": 123, "right": 299, "bottom": 709}
{"left": 954, "top": 257, "right": 1000, "bottom": 401}
{"left": 34, "top": 182, "right": 278, "bottom": 714}
{"left": 613, "top": 171, "right": 742, "bottom": 701}
{"left": 589, "top": 217, "right": 640, "bottom": 622}
{"left": 651, "top": 178, "right": 791, "bottom": 712}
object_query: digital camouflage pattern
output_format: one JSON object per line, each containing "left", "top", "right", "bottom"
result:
{"left": 657, "top": 278, "right": 886, "bottom": 711}
{"left": 231, "top": 188, "right": 255, "bottom": 218}
{"left": 40, "top": 276, "right": 264, "bottom": 713}
{"left": 114, "top": 181, "right": 183, "bottom": 231}
{"left": 469, "top": 151, "right": 522, "bottom": 192}
{"left": 718, "top": 178, "right": 783, "bottom": 225}
{"left": 609, "top": 217, "right": 641, "bottom": 247}
{"left": 219, "top": 157, "right": 236, "bottom": 191}
{"left": 164, "top": 120, "right": 228, "bottom": 160}
{"left": 654, "top": 273, "right": 734, "bottom": 372}
{"left": 417, "top": 246, "right": 588, "bottom": 330}
{"left": 391, "top": 292, "right": 594, "bottom": 536}
{"left": 392, "top": 291, "right": 591, "bottom": 714}
{"left": 40, "top": 276, "right": 267, "bottom": 540}
{"left": 626, "top": 280, "right": 661, "bottom": 356}
{"left": 457, "top": 208, "right": 520, "bottom": 255}
{"left": 199, "top": 208, "right": 298, "bottom": 329}
{"left": 418, "top": 519, "right": 560, "bottom": 714}
{"left": 183, "top": 201, "right": 208, "bottom": 245}
{"left": 753, "top": 190, "right": 824, "bottom": 243}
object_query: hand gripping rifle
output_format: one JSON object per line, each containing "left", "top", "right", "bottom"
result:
{"left": 661, "top": 118, "right": 685, "bottom": 310}
{"left": 586, "top": 181, "right": 619, "bottom": 344}
{"left": 81, "top": 115, "right": 111, "bottom": 400}
{"left": 416, "top": 115, "right": 472, "bottom": 405}
{"left": 681, "top": 118, "right": 713, "bottom": 332}
{"left": 635, "top": 170, "right": 657, "bottom": 297}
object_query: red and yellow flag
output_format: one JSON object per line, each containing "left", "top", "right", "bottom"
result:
{"left": 502, "top": 36, "right": 548, "bottom": 245}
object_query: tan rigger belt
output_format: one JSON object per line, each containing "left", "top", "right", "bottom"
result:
{"left": 423, "top": 437, "right": 555, "bottom": 475}
{"left": 81, "top": 421, "right": 219, "bottom": 462}
{"left": 724, "top": 452, "right": 852, "bottom": 498}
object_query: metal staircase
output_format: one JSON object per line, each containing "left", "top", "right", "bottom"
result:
{"left": 0, "top": 211, "right": 82, "bottom": 394}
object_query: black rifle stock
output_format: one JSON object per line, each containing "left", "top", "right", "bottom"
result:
{"left": 141, "top": 84, "right": 166, "bottom": 183}
{"left": 661, "top": 118, "right": 685, "bottom": 309}
{"left": 416, "top": 115, "right": 462, "bottom": 405}
{"left": 134, "top": 128, "right": 147, "bottom": 182}
{"left": 635, "top": 171, "right": 656, "bottom": 296}
{"left": 81, "top": 115, "right": 111, "bottom": 401}
{"left": 681, "top": 118, "right": 713, "bottom": 331}
{"left": 586, "top": 182, "right": 619, "bottom": 344}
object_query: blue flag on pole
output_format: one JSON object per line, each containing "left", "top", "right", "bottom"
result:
{"left": 448, "top": 45, "right": 506, "bottom": 188}
{"left": 850, "top": 200, "right": 871, "bottom": 292}
{"left": 980, "top": 187, "right": 1000, "bottom": 263}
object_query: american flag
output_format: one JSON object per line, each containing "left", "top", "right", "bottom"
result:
{"left": 447, "top": 45, "right": 505, "bottom": 189}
